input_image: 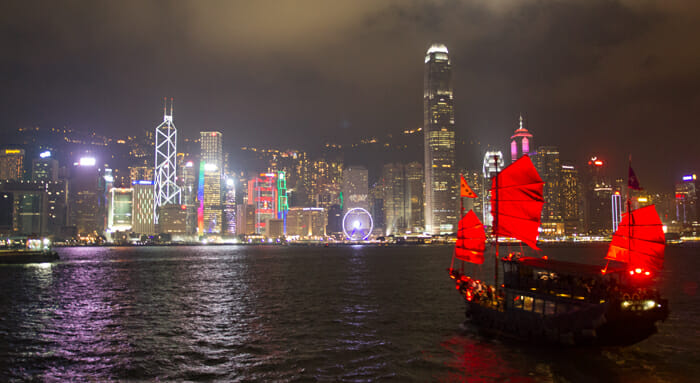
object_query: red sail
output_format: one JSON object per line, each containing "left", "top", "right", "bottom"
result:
{"left": 605, "top": 205, "right": 665, "bottom": 272}
{"left": 490, "top": 155, "right": 544, "bottom": 251}
{"left": 455, "top": 210, "right": 486, "bottom": 264}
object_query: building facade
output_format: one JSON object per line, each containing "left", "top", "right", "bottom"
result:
{"left": 423, "top": 43, "right": 457, "bottom": 234}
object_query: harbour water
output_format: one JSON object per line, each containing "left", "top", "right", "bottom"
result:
{"left": 0, "top": 244, "right": 698, "bottom": 382}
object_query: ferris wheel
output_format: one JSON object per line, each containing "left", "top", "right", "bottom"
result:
{"left": 342, "top": 207, "right": 374, "bottom": 240}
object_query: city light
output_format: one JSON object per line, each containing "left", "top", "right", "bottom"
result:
{"left": 682, "top": 174, "right": 696, "bottom": 181}
{"left": 78, "top": 157, "right": 96, "bottom": 166}
{"left": 5, "top": 149, "right": 21, "bottom": 154}
{"left": 185, "top": 161, "right": 194, "bottom": 167}
{"left": 204, "top": 163, "right": 218, "bottom": 171}
{"left": 638, "top": 197, "right": 648, "bottom": 203}
{"left": 39, "top": 151, "right": 51, "bottom": 158}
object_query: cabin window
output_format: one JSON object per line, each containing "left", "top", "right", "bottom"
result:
{"left": 544, "top": 301, "right": 556, "bottom": 316}
{"left": 534, "top": 299, "right": 544, "bottom": 314}
{"left": 512, "top": 295, "right": 523, "bottom": 310}
{"left": 523, "top": 296, "right": 533, "bottom": 311}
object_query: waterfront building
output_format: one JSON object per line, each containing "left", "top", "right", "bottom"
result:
{"left": 510, "top": 115, "right": 534, "bottom": 163}
{"left": 200, "top": 131, "right": 223, "bottom": 234}
{"left": 423, "top": 43, "right": 457, "bottom": 235}
{"left": 107, "top": 187, "right": 133, "bottom": 233}
{"left": 68, "top": 158, "right": 106, "bottom": 236}
{"left": 159, "top": 204, "right": 188, "bottom": 234}
{"left": 132, "top": 181, "right": 155, "bottom": 236}
{"left": 327, "top": 204, "right": 343, "bottom": 237}
{"left": 0, "top": 148, "right": 25, "bottom": 181}
{"left": 0, "top": 180, "right": 68, "bottom": 237}
{"left": 560, "top": 162, "right": 582, "bottom": 235}
{"left": 382, "top": 163, "right": 406, "bottom": 235}
{"left": 286, "top": 207, "right": 327, "bottom": 238}
{"left": 154, "top": 100, "right": 181, "bottom": 224}
{"left": 223, "top": 177, "right": 236, "bottom": 235}
{"left": 675, "top": 174, "right": 698, "bottom": 227}
{"left": 534, "top": 146, "right": 563, "bottom": 236}
{"left": 405, "top": 162, "right": 424, "bottom": 232}
{"left": 583, "top": 157, "right": 613, "bottom": 235}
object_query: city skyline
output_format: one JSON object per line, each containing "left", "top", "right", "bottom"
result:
{"left": 1, "top": 1, "right": 698, "bottom": 192}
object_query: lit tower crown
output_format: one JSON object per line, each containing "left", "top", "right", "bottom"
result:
{"left": 510, "top": 114, "right": 533, "bottom": 163}
{"left": 423, "top": 43, "right": 457, "bottom": 235}
{"left": 154, "top": 97, "right": 181, "bottom": 224}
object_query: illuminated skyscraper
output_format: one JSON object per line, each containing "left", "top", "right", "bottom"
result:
{"left": 510, "top": 115, "right": 533, "bottom": 163}
{"left": 200, "top": 131, "right": 223, "bottom": 234}
{"left": 423, "top": 43, "right": 457, "bottom": 234}
{"left": 0, "top": 149, "right": 25, "bottom": 181}
{"left": 132, "top": 181, "right": 155, "bottom": 235}
{"left": 534, "top": 146, "right": 563, "bottom": 237}
{"left": 154, "top": 99, "right": 180, "bottom": 224}
{"left": 482, "top": 151, "right": 504, "bottom": 227}
{"left": 342, "top": 166, "right": 369, "bottom": 212}
{"left": 560, "top": 162, "right": 582, "bottom": 235}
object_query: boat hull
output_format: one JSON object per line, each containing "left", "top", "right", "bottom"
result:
{"left": 0, "top": 251, "right": 60, "bottom": 264}
{"left": 463, "top": 293, "right": 669, "bottom": 346}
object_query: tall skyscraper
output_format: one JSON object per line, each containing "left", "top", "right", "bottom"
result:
{"left": 342, "top": 165, "right": 369, "bottom": 213}
{"left": 510, "top": 115, "right": 533, "bottom": 163}
{"left": 534, "top": 146, "right": 563, "bottom": 236}
{"left": 423, "top": 43, "right": 457, "bottom": 234}
{"left": 482, "top": 151, "right": 504, "bottom": 227}
{"left": 154, "top": 99, "right": 180, "bottom": 224}
{"left": 132, "top": 181, "right": 155, "bottom": 236}
{"left": 200, "top": 131, "right": 223, "bottom": 234}
{"left": 560, "top": 162, "right": 582, "bottom": 235}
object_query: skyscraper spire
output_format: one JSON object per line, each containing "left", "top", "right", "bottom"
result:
{"left": 510, "top": 114, "right": 533, "bottom": 163}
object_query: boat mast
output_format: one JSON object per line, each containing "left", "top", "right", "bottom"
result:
{"left": 493, "top": 154, "right": 499, "bottom": 286}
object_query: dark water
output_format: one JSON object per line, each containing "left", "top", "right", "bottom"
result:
{"left": 0, "top": 244, "right": 698, "bottom": 382}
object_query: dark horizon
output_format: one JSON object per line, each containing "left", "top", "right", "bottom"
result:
{"left": 1, "top": 0, "right": 698, "bottom": 191}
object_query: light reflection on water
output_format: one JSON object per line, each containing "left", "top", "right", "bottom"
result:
{"left": 0, "top": 245, "right": 697, "bottom": 381}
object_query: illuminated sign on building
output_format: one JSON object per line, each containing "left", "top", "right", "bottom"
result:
{"left": 682, "top": 174, "right": 696, "bottom": 181}
{"left": 4, "top": 149, "right": 21, "bottom": 154}
{"left": 39, "top": 151, "right": 51, "bottom": 158}
{"left": 78, "top": 157, "right": 96, "bottom": 166}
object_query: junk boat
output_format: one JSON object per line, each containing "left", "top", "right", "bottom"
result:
{"left": 448, "top": 155, "right": 668, "bottom": 346}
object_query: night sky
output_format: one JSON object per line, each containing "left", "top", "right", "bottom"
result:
{"left": 1, "top": 0, "right": 698, "bottom": 191}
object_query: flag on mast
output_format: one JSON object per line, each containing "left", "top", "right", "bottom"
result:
{"left": 629, "top": 165, "right": 643, "bottom": 190}
{"left": 460, "top": 175, "right": 478, "bottom": 198}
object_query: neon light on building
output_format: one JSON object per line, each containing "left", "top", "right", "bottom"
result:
{"left": 197, "top": 160, "right": 205, "bottom": 234}
{"left": 277, "top": 171, "right": 289, "bottom": 234}
{"left": 154, "top": 98, "right": 181, "bottom": 224}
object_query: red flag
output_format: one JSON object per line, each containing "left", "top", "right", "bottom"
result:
{"left": 629, "top": 165, "right": 642, "bottom": 190}
{"left": 460, "top": 175, "right": 477, "bottom": 198}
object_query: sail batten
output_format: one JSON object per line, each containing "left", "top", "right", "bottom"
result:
{"left": 605, "top": 205, "right": 665, "bottom": 272}
{"left": 490, "top": 155, "right": 544, "bottom": 251}
{"left": 455, "top": 210, "right": 486, "bottom": 264}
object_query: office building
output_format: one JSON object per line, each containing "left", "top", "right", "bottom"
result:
{"left": 154, "top": 100, "right": 181, "bottom": 224}
{"left": 199, "top": 131, "right": 223, "bottom": 234}
{"left": 423, "top": 43, "right": 457, "bottom": 234}
{"left": 0, "top": 149, "right": 25, "bottom": 181}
